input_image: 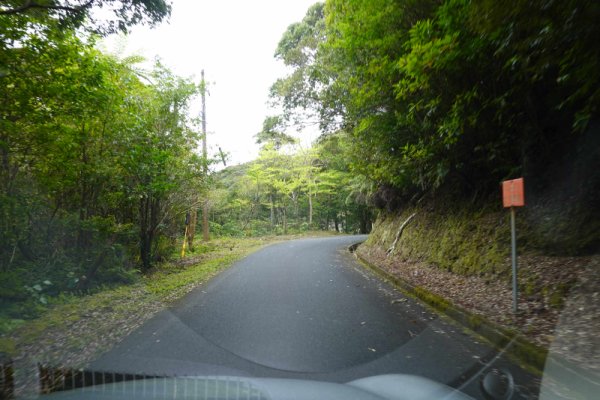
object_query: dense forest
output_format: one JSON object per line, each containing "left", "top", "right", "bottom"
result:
{"left": 1, "top": 0, "right": 599, "bottom": 327}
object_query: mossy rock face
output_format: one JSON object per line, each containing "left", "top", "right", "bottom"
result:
{"left": 367, "top": 185, "right": 598, "bottom": 279}
{"left": 372, "top": 205, "right": 509, "bottom": 277}
{"left": 521, "top": 202, "right": 600, "bottom": 256}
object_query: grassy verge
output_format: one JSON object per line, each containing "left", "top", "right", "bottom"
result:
{"left": 0, "top": 235, "right": 313, "bottom": 365}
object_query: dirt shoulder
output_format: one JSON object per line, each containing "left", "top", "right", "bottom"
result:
{"left": 356, "top": 243, "right": 600, "bottom": 375}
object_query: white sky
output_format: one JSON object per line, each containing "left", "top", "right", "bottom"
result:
{"left": 100, "top": 0, "right": 319, "bottom": 167}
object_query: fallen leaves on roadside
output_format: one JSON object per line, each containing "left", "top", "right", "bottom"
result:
{"left": 357, "top": 244, "right": 600, "bottom": 374}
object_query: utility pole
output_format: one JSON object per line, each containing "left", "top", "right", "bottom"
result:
{"left": 201, "top": 70, "right": 210, "bottom": 242}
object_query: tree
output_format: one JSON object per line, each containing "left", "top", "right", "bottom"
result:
{"left": 295, "top": 147, "right": 319, "bottom": 226}
{"left": 0, "top": 0, "right": 217, "bottom": 320}
{"left": 122, "top": 61, "right": 200, "bottom": 270}
{"left": 0, "top": 0, "right": 171, "bottom": 35}
{"left": 0, "top": 27, "right": 206, "bottom": 299}
{"left": 268, "top": 2, "right": 333, "bottom": 130}
{"left": 469, "top": 0, "right": 599, "bottom": 133}
{"left": 255, "top": 116, "right": 296, "bottom": 150}
{"left": 209, "top": 130, "right": 375, "bottom": 237}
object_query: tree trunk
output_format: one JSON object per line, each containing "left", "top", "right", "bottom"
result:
{"left": 387, "top": 212, "right": 416, "bottom": 255}
{"left": 344, "top": 209, "right": 348, "bottom": 233}
{"left": 77, "top": 123, "right": 91, "bottom": 250}
{"left": 202, "top": 199, "right": 209, "bottom": 242}
{"left": 139, "top": 195, "right": 159, "bottom": 271}
{"left": 150, "top": 196, "right": 160, "bottom": 259}
{"left": 76, "top": 235, "right": 116, "bottom": 290}
{"left": 186, "top": 209, "right": 197, "bottom": 251}
{"left": 139, "top": 196, "right": 150, "bottom": 271}
{"left": 270, "top": 193, "right": 275, "bottom": 228}
{"left": 359, "top": 206, "right": 372, "bottom": 234}
{"left": 308, "top": 193, "right": 313, "bottom": 226}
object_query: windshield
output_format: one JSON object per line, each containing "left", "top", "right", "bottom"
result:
{"left": 1, "top": 1, "right": 598, "bottom": 399}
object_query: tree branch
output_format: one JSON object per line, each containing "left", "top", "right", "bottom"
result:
{"left": 387, "top": 212, "right": 416, "bottom": 256}
{"left": 0, "top": 0, "right": 95, "bottom": 16}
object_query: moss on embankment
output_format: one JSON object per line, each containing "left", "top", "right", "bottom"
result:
{"left": 366, "top": 191, "right": 598, "bottom": 279}
{"left": 367, "top": 205, "right": 509, "bottom": 276}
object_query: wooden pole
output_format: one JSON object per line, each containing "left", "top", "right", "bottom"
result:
{"left": 186, "top": 210, "right": 197, "bottom": 251}
{"left": 181, "top": 225, "right": 188, "bottom": 258}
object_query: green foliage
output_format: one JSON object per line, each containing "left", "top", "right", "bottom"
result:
{"left": 210, "top": 133, "right": 374, "bottom": 237}
{"left": 0, "top": 10, "right": 208, "bottom": 324}
{"left": 0, "top": 0, "right": 171, "bottom": 36}
{"left": 269, "top": 2, "right": 328, "bottom": 129}
{"left": 469, "top": 0, "right": 599, "bottom": 133}
{"left": 268, "top": 0, "right": 599, "bottom": 209}
{"left": 255, "top": 116, "right": 296, "bottom": 150}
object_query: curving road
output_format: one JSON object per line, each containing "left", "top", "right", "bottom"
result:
{"left": 90, "top": 235, "right": 538, "bottom": 398}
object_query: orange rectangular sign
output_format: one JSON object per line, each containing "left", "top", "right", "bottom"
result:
{"left": 502, "top": 178, "right": 525, "bottom": 207}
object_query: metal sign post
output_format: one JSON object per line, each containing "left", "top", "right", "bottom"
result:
{"left": 510, "top": 206, "right": 518, "bottom": 313}
{"left": 502, "top": 178, "right": 525, "bottom": 314}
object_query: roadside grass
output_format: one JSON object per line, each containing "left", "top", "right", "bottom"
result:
{"left": 0, "top": 232, "right": 340, "bottom": 363}
{"left": 0, "top": 238, "right": 264, "bottom": 361}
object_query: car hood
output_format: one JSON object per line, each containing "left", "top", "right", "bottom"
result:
{"left": 41, "top": 374, "right": 474, "bottom": 400}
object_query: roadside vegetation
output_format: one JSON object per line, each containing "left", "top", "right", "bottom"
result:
{"left": 0, "top": 1, "right": 207, "bottom": 335}
{"left": 0, "top": 237, "right": 292, "bottom": 363}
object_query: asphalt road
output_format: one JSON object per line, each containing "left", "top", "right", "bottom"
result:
{"left": 90, "top": 236, "right": 539, "bottom": 399}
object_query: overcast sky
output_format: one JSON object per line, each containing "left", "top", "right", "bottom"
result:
{"left": 100, "top": 0, "right": 318, "bottom": 166}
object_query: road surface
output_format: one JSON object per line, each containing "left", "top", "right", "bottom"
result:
{"left": 90, "top": 235, "right": 538, "bottom": 398}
